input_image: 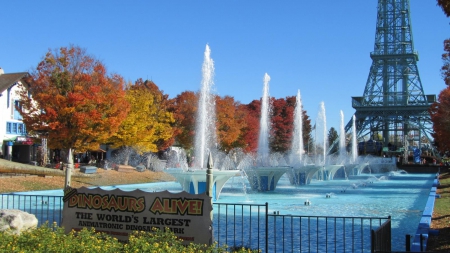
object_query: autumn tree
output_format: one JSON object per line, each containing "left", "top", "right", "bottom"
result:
{"left": 441, "top": 39, "right": 450, "bottom": 86}
{"left": 437, "top": 0, "right": 450, "bottom": 17}
{"left": 241, "top": 100, "right": 261, "bottom": 153}
{"left": 215, "top": 95, "right": 247, "bottom": 152}
{"left": 18, "top": 45, "right": 129, "bottom": 159}
{"left": 141, "top": 80, "right": 176, "bottom": 151}
{"left": 107, "top": 79, "right": 174, "bottom": 165}
{"left": 168, "top": 91, "right": 198, "bottom": 151}
{"left": 429, "top": 38, "right": 450, "bottom": 152}
{"left": 271, "top": 97, "right": 294, "bottom": 153}
{"left": 430, "top": 87, "right": 450, "bottom": 152}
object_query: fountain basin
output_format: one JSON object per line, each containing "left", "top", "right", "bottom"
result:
{"left": 165, "top": 168, "right": 239, "bottom": 200}
{"left": 244, "top": 166, "right": 290, "bottom": 191}
{"left": 322, "top": 165, "right": 346, "bottom": 180}
{"left": 287, "top": 165, "right": 322, "bottom": 185}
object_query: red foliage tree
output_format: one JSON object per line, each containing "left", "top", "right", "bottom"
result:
{"left": 271, "top": 97, "right": 294, "bottom": 153}
{"left": 168, "top": 91, "right": 198, "bottom": 151}
{"left": 441, "top": 39, "right": 450, "bottom": 86}
{"left": 430, "top": 87, "right": 450, "bottom": 152}
{"left": 240, "top": 100, "right": 261, "bottom": 153}
{"left": 437, "top": 0, "right": 450, "bottom": 17}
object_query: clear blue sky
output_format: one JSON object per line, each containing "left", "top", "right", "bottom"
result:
{"left": 1, "top": 1, "right": 449, "bottom": 131}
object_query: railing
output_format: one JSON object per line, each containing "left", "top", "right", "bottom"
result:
{"left": 371, "top": 216, "right": 391, "bottom": 253}
{"left": 1, "top": 195, "right": 389, "bottom": 252}
{"left": 213, "top": 202, "right": 268, "bottom": 252}
{"left": 267, "top": 213, "right": 390, "bottom": 253}
{"left": 0, "top": 194, "right": 63, "bottom": 226}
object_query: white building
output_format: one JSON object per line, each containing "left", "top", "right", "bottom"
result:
{"left": 0, "top": 67, "right": 35, "bottom": 163}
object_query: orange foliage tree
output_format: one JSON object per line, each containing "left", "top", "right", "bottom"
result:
{"left": 18, "top": 45, "right": 129, "bottom": 155}
{"left": 215, "top": 95, "right": 247, "bottom": 152}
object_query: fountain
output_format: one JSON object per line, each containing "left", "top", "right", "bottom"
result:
{"left": 290, "top": 89, "right": 305, "bottom": 166}
{"left": 243, "top": 73, "right": 290, "bottom": 192}
{"left": 352, "top": 114, "right": 358, "bottom": 163}
{"left": 165, "top": 45, "right": 239, "bottom": 200}
{"left": 166, "top": 48, "right": 397, "bottom": 195}
{"left": 339, "top": 110, "right": 346, "bottom": 161}
{"left": 286, "top": 90, "right": 317, "bottom": 185}
{"left": 287, "top": 100, "right": 347, "bottom": 185}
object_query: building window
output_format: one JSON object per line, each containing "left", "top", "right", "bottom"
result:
{"left": 6, "top": 122, "right": 26, "bottom": 135}
{"left": 14, "top": 100, "right": 22, "bottom": 120}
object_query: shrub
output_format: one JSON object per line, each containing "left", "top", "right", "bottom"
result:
{"left": 0, "top": 223, "right": 260, "bottom": 253}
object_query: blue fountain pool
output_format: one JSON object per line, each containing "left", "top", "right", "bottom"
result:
{"left": 6, "top": 171, "right": 436, "bottom": 251}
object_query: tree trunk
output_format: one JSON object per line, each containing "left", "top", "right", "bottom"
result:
{"left": 123, "top": 147, "right": 131, "bottom": 166}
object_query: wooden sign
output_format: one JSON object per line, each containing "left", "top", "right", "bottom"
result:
{"left": 62, "top": 187, "right": 212, "bottom": 245}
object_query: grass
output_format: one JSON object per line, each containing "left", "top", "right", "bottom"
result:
{"left": 427, "top": 170, "right": 450, "bottom": 252}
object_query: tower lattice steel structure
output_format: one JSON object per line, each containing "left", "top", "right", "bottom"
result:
{"left": 345, "top": 0, "right": 437, "bottom": 156}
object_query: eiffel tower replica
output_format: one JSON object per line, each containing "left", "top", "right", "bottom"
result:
{"left": 343, "top": 0, "right": 437, "bottom": 157}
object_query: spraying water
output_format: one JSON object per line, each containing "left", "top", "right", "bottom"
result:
{"left": 316, "top": 102, "right": 327, "bottom": 165}
{"left": 290, "top": 89, "right": 304, "bottom": 165}
{"left": 351, "top": 114, "right": 358, "bottom": 163}
{"left": 194, "top": 44, "right": 216, "bottom": 168}
{"left": 339, "top": 110, "right": 346, "bottom": 158}
{"left": 257, "top": 73, "right": 271, "bottom": 166}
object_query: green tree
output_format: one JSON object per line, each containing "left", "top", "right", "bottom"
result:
{"left": 18, "top": 45, "right": 129, "bottom": 156}
{"left": 328, "top": 127, "right": 339, "bottom": 154}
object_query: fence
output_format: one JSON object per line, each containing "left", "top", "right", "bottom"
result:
{"left": 371, "top": 217, "right": 391, "bottom": 253}
{"left": 0, "top": 194, "right": 63, "bottom": 226}
{"left": 1, "top": 194, "right": 390, "bottom": 252}
{"left": 211, "top": 202, "right": 391, "bottom": 252}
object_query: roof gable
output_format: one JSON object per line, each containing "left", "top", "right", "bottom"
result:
{"left": 0, "top": 72, "right": 30, "bottom": 93}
